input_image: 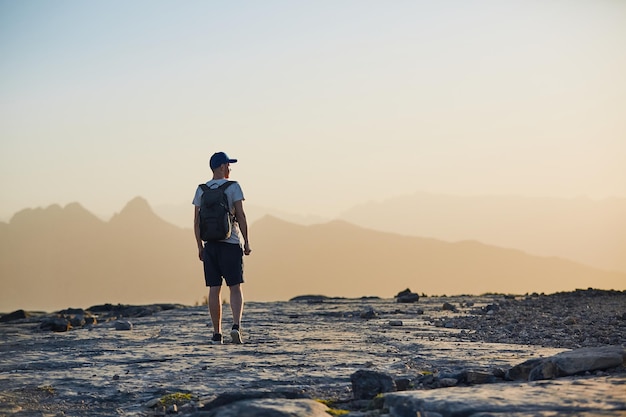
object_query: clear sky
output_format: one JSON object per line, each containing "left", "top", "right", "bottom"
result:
{"left": 1, "top": 0, "right": 625, "bottom": 220}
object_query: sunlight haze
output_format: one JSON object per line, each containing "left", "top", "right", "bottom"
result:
{"left": 1, "top": 0, "right": 625, "bottom": 221}
{"left": 1, "top": 1, "right": 626, "bottom": 311}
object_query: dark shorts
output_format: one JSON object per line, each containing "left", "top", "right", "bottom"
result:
{"left": 202, "top": 241, "right": 244, "bottom": 287}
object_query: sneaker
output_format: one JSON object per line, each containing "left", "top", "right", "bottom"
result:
{"left": 211, "top": 333, "right": 223, "bottom": 344}
{"left": 230, "top": 325, "right": 243, "bottom": 344}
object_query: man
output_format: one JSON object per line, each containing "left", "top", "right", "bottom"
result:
{"left": 193, "top": 152, "right": 251, "bottom": 344}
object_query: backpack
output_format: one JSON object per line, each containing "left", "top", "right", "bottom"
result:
{"left": 198, "top": 181, "right": 236, "bottom": 241}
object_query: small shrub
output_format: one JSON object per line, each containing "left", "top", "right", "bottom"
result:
{"left": 159, "top": 392, "right": 194, "bottom": 407}
{"left": 326, "top": 408, "right": 349, "bottom": 416}
{"left": 316, "top": 399, "right": 349, "bottom": 416}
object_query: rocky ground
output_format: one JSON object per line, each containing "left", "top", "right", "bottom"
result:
{"left": 442, "top": 288, "right": 626, "bottom": 349}
{"left": 0, "top": 288, "right": 624, "bottom": 416}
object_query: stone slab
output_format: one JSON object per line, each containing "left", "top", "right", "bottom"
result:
{"left": 384, "top": 375, "right": 626, "bottom": 417}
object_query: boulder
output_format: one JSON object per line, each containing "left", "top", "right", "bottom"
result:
{"left": 114, "top": 320, "right": 133, "bottom": 331}
{"left": 505, "top": 358, "right": 544, "bottom": 381}
{"left": 57, "top": 308, "right": 86, "bottom": 315}
{"left": 0, "top": 309, "right": 29, "bottom": 322}
{"left": 289, "top": 295, "right": 329, "bottom": 303}
{"left": 351, "top": 369, "right": 397, "bottom": 400}
{"left": 442, "top": 302, "right": 457, "bottom": 312}
{"left": 438, "top": 378, "right": 458, "bottom": 387}
{"left": 395, "top": 289, "right": 419, "bottom": 303}
{"left": 69, "top": 315, "right": 86, "bottom": 328}
{"left": 551, "top": 346, "right": 625, "bottom": 377}
{"left": 484, "top": 303, "right": 500, "bottom": 313}
{"left": 384, "top": 373, "right": 626, "bottom": 417}
{"left": 87, "top": 303, "right": 183, "bottom": 318}
{"left": 200, "top": 390, "right": 309, "bottom": 411}
{"left": 39, "top": 317, "right": 71, "bottom": 332}
{"left": 198, "top": 398, "right": 330, "bottom": 417}
{"left": 360, "top": 308, "right": 378, "bottom": 319}
{"left": 464, "top": 370, "right": 497, "bottom": 385}
{"left": 506, "top": 346, "right": 626, "bottom": 381}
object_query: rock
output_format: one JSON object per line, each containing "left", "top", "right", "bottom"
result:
{"left": 465, "top": 370, "right": 497, "bottom": 385}
{"left": 492, "top": 367, "right": 507, "bottom": 379}
{"left": 69, "top": 315, "right": 86, "bottom": 328}
{"left": 0, "top": 309, "right": 29, "bottom": 322}
{"left": 360, "top": 308, "right": 377, "bottom": 319}
{"left": 438, "top": 378, "right": 458, "bottom": 387}
{"left": 505, "top": 358, "right": 544, "bottom": 381}
{"left": 53, "top": 308, "right": 98, "bottom": 329}
{"left": 351, "top": 369, "right": 396, "bottom": 400}
{"left": 29, "top": 304, "right": 182, "bottom": 333}
{"left": 114, "top": 320, "right": 133, "bottom": 331}
{"left": 196, "top": 398, "right": 330, "bottom": 417}
{"left": 389, "top": 320, "right": 403, "bottom": 326}
{"left": 39, "top": 317, "right": 71, "bottom": 332}
{"left": 551, "top": 346, "right": 625, "bottom": 377}
{"left": 289, "top": 295, "right": 329, "bottom": 303}
{"left": 179, "top": 402, "right": 195, "bottom": 414}
{"left": 507, "top": 346, "right": 626, "bottom": 381}
{"left": 394, "top": 378, "right": 412, "bottom": 391}
{"left": 145, "top": 398, "right": 161, "bottom": 408}
{"left": 442, "top": 302, "right": 457, "bottom": 312}
{"left": 87, "top": 303, "right": 183, "bottom": 318}
{"left": 447, "top": 289, "right": 626, "bottom": 348}
{"left": 200, "top": 390, "right": 310, "bottom": 411}
{"left": 484, "top": 303, "right": 499, "bottom": 313}
{"left": 57, "top": 308, "right": 86, "bottom": 315}
{"left": 84, "top": 315, "right": 97, "bottom": 325}
{"left": 528, "top": 360, "right": 558, "bottom": 381}
{"left": 384, "top": 374, "right": 626, "bottom": 417}
{"left": 396, "top": 289, "right": 419, "bottom": 303}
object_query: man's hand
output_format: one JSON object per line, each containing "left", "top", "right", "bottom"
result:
{"left": 198, "top": 246, "right": 204, "bottom": 261}
{"left": 244, "top": 243, "right": 252, "bottom": 256}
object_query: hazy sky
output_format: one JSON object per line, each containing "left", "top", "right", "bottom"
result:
{"left": 1, "top": 0, "right": 625, "bottom": 220}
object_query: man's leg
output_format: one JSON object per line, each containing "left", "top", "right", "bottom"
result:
{"left": 208, "top": 286, "right": 222, "bottom": 335}
{"left": 229, "top": 284, "right": 244, "bottom": 326}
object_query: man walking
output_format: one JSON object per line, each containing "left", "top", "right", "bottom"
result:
{"left": 193, "top": 152, "right": 251, "bottom": 344}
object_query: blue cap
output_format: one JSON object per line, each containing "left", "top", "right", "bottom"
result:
{"left": 209, "top": 152, "right": 238, "bottom": 170}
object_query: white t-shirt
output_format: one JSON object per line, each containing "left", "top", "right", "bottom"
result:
{"left": 193, "top": 179, "right": 245, "bottom": 245}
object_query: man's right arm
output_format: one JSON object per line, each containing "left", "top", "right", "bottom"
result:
{"left": 194, "top": 205, "right": 203, "bottom": 261}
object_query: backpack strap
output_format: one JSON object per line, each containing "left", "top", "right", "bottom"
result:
{"left": 199, "top": 181, "right": 237, "bottom": 191}
{"left": 219, "top": 181, "right": 237, "bottom": 191}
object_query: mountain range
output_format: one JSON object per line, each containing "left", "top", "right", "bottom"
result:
{"left": 1, "top": 198, "right": 624, "bottom": 312}
{"left": 0, "top": 198, "right": 205, "bottom": 312}
{"left": 338, "top": 192, "right": 626, "bottom": 274}
{"left": 152, "top": 193, "right": 626, "bottom": 274}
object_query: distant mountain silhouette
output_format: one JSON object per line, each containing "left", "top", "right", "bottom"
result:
{"left": 1, "top": 200, "right": 624, "bottom": 312}
{"left": 0, "top": 199, "right": 203, "bottom": 312}
{"left": 153, "top": 193, "right": 626, "bottom": 274}
{"left": 244, "top": 216, "right": 626, "bottom": 301}
{"left": 339, "top": 193, "right": 626, "bottom": 273}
